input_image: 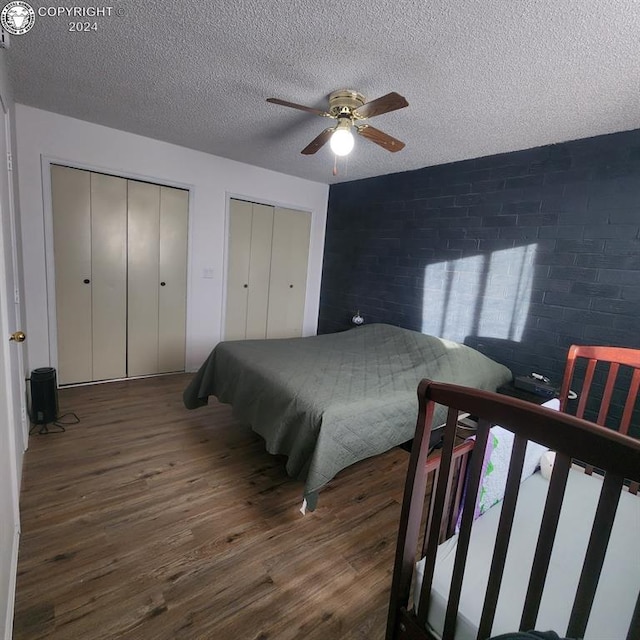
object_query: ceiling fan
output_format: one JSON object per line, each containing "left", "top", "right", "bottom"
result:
{"left": 266, "top": 89, "right": 408, "bottom": 156}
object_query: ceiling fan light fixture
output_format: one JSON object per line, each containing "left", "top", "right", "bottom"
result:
{"left": 267, "top": 90, "right": 408, "bottom": 157}
{"left": 330, "top": 119, "right": 354, "bottom": 156}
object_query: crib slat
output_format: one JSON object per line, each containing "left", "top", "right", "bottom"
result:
{"left": 621, "top": 369, "right": 639, "bottom": 495}
{"left": 449, "top": 451, "right": 470, "bottom": 539}
{"left": 476, "top": 434, "right": 527, "bottom": 640}
{"left": 626, "top": 589, "right": 640, "bottom": 640}
{"left": 385, "top": 385, "right": 438, "bottom": 639}
{"left": 520, "top": 453, "right": 571, "bottom": 631}
{"left": 440, "top": 418, "right": 491, "bottom": 638}
{"left": 421, "top": 466, "right": 438, "bottom": 557}
{"left": 559, "top": 350, "right": 577, "bottom": 414}
{"left": 597, "top": 362, "right": 619, "bottom": 425}
{"left": 438, "top": 460, "right": 456, "bottom": 544}
{"left": 621, "top": 369, "right": 640, "bottom": 436}
{"left": 566, "top": 471, "right": 623, "bottom": 639}
{"left": 578, "top": 358, "right": 596, "bottom": 481}
{"left": 416, "top": 406, "right": 460, "bottom": 628}
{"left": 422, "top": 439, "right": 476, "bottom": 554}
{"left": 577, "top": 359, "right": 597, "bottom": 419}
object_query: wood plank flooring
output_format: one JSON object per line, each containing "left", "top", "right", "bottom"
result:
{"left": 13, "top": 373, "right": 410, "bottom": 639}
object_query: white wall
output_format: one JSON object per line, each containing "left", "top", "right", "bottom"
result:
{"left": 15, "top": 104, "right": 329, "bottom": 373}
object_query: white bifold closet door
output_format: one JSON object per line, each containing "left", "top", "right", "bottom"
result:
{"left": 266, "top": 207, "right": 311, "bottom": 339}
{"left": 157, "top": 187, "right": 189, "bottom": 373}
{"left": 127, "top": 181, "right": 161, "bottom": 377}
{"left": 128, "top": 181, "right": 189, "bottom": 376}
{"left": 52, "top": 166, "right": 94, "bottom": 384}
{"left": 91, "top": 173, "right": 128, "bottom": 380}
{"left": 52, "top": 166, "right": 128, "bottom": 384}
{"left": 224, "top": 200, "right": 253, "bottom": 342}
{"left": 225, "top": 200, "right": 275, "bottom": 341}
{"left": 224, "top": 198, "right": 310, "bottom": 341}
{"left": 51, "top": 166, "right": 188, "bottom": 385}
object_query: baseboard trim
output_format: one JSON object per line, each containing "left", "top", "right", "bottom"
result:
{"left": 59, "top": 370, "right": 186, "bottom": 389}
{"left": 3, "top": 525, "right": 19, "bottom": 640}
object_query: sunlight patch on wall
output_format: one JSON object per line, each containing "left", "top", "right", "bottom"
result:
{"left": 421, "top": 244, "right": 536, "bottom": 343}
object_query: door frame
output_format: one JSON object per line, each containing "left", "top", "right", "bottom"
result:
{"left": 3, "top": 110, "right": 27, "bottom": 450}
{"left": 0, "top": 178, "right": 20, "bottom": 640}
{"left": 221, "top": 193, "right": 314, "bottom": 342}
{"left": 41, "top": 156, "right": 194, "bottom": 381}
{"left": 0, "top": 98, "right": 21, "bottom": 639}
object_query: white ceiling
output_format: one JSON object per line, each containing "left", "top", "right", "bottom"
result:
{"left": 7, "top": 0, "right": 640, "bottom": 184}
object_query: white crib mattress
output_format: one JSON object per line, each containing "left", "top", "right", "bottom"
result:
{"left": 415, "top": 467, "right": 640, "bottom": 640}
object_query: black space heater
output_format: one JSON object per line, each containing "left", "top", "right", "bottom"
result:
{"left": 29, "top": 367, "right": 61, "bottom": 434}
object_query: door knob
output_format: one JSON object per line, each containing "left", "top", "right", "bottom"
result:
{"left": 9, "top": 330, "right": 26, "bottom": 343}
{"left": 83, "top": 279, "right": 90, "bottom": 284}
{"left": 160, "top": 282, "right": 166, "bottom": 287}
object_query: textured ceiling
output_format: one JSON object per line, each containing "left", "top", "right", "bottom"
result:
{"left": 7, "top": 0, "right": 640, "bottom": 184}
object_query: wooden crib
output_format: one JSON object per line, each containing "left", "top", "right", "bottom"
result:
{"left": 386, "top": 376, "right": 640, "bottom": 640}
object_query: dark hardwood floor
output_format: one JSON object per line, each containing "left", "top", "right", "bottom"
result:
{"left": 13, "top": 373, "right": 410, "bottom": 639}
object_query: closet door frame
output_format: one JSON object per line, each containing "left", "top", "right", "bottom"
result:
{"left": 41, "top": 156, "right": 193, "bottom": 385}
{"left": 222, "top": 194, "right": 313, "bottom": 342}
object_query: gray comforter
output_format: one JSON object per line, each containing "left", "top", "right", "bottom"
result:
{"left": 183, "top": 324, "right": 512, "bottom": 508}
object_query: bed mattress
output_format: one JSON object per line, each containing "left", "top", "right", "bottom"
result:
{"left": 415, "top": 467, "right": 640, "bottom": 639}
{"left": 183, "top": 324, "right": 512, "bottom": 508}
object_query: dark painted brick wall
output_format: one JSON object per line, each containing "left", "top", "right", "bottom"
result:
{"left": 319, "top": 129, "right": 640, "bottom": 407}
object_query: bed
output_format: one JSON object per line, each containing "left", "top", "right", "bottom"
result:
{"left": 183, "top": 323, "right": 512, "bottom": 509}
{"left": 386, "top": 345, "right": 640, "bottom": 640}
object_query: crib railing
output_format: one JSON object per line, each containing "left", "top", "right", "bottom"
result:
{"left": 386, "top": 379, "right": 640, "bottom": 640}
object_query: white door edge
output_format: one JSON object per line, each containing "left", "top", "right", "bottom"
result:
{"left": 3, "top": 526, "right": 19, "bottom": 640}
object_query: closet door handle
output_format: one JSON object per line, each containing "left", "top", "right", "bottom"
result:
{"left": 289, "top": 284, "right": 294, "bottom": 288}
{"left": 243, "top": 284, "right": 248, "bottom": 288}
{"left": 83, "top": 279, "right": 90, "bottom": 284}
{"left": 160, "top": 282, "right": 166, "bottom": 287}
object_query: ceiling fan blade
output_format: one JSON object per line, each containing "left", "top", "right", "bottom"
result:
{"left": 356, "top": 124, "right": 405, "bottom": 152}
{"left": 301, "top": 127, "right": 334, "bottom": 155}
{"left": 353, "top": 92, "right": 408, "bottom": 119}
{"left": 267, "top": 97, "right": 331, "bottom": 118}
